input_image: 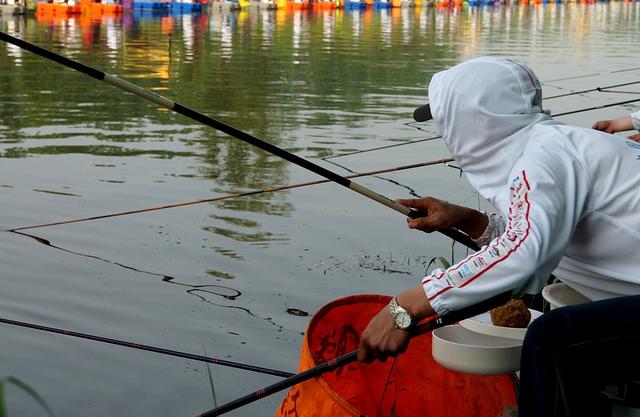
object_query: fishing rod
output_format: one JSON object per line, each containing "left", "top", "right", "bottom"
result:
{"left": 542, "top": 65, "right": 640, "bottom": 84}
{"left": 197, "top": 291, "right": 512, "bottom": 417}
{"left": 545, "top": 80, "right": 640, "bottom": 100}
{"left": 5, "top": 157, "right": 454, "bottom": 232}
{"left": 0, "top": 32, "right": 478, "bottom": 251}
{"left": 0, "top": 316, "right": 293, "bottom": 378}
{"left": 322, "top": 133, "right": 443, "bottom": 160}
{"left": 330, "top": 93, "right": 640, "bottom": 160}
{"left": 552, "top": 97, "right": 640, "bottom": 117}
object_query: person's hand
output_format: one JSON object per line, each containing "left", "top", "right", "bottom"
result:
{"left": 592, "top": 119, "right": 616, "bottom": 133}
{"left": 592, "top": 116, "right": 633, "bottom": 134}
{"left": 397, "top": 197, "right": 488, "bottom": 239}
{"left": 628, "top": 133, "right": 640, "bottom": 143}
{"left": 357, "top": 305, "right": 410, "bottom": 363}
{"left": 358, "top": 286, "right": 435, "bottom": 363}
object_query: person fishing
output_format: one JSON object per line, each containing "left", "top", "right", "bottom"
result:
{"left": 357, "top": 57, "right": 640, "bottom": 417}
{"left": 593, "top": 111, "right": 640, "bottom": 142}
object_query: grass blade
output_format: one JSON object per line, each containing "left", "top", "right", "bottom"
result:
{"left": 6, "top": 377, "right": 55, "bottom": 417}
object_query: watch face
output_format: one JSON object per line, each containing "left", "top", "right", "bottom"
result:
{"left": 394, "top": 312, "right": 412, "bottom": 329}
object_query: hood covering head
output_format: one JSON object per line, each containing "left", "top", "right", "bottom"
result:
{"left": 428, "top": 57, "right": 555, "bottom": 209}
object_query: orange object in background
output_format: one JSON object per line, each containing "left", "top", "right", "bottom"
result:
{"left": 275, "top": 295, "right": 517, "bottom": 417}
{"left": 313, "top": 1, "right": 336, "bottom": 9}
{"left": 160, "top": 15, "right": 174, "bottom": 34}
{"left": 36, "top": 2, "right": 56, "bottom": 15}
{"left": 287, "top": 0, "right": 310, "bottom": 8}
{"left": 101, "top": 3, "right": 122, "bottom": 13}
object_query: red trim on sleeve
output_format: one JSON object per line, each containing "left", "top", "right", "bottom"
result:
{"left": 427, "top": 171, "right": 532, "bottom": 301}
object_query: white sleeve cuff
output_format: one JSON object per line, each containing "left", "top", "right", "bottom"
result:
{"left": 471, "top": 212, "right": 505, "bottom": 247}
{"left": 631, "top": 111, "right": 640, "bottom": 131}
{"left": 422, "top": 271, "right": 450, "bottom": 316}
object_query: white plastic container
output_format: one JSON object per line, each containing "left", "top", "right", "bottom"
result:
{"left": 432, "top": 325, "right": 522, "bottom": 375}
{"left": 541, "top": 282, "right": 589, "bottom": 310}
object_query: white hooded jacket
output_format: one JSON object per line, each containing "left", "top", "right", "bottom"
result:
{"left": 423, "top": 57, "right": 640, "bottom": 315}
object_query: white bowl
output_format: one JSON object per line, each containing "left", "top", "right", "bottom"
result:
{"left": 542, "top": 283, "right": 589, "bottom": 310}
{"left": 432, "top": 325, "right": 522, "bottom": 375}
{"left": 459, "top": 309, "right": 542, "bottom": 341}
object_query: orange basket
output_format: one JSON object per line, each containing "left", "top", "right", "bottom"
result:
{"left": 275, "top": 294, "right": 517, "bottom": 417}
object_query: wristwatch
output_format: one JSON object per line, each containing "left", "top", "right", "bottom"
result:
{"left": 388, "top": 297, "right": 414, "bottom": 330}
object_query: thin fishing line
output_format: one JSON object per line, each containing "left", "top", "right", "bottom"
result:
{"left": 5, "top": 157, "right": 453, "bottom": 232}
{"left": 323, "top": 158, "right": 422, "bottom": 198}
{"left": 0, "top": 316, "right": 293, "bottom": 378}
{"left": 12, "top": 230, "right": 241, "bottom": 300}
{"left": 322, "top": 133, "right": 442, "bottom": 160}
{"left": 12, "top": 230, "right": 287, "bottom": 328}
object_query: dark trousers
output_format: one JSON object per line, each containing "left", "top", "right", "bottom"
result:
{"left": 518, "top": 295, "right": 640, "bottom": 417}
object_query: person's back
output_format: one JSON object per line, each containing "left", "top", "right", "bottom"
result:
{"left": 517, "top": 123, "right": 640, "bottom": 299}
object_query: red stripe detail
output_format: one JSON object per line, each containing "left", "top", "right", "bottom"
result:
{"left": 507, "top": 59, "right": 537, "bottom": 90}
{"left": 428, "top": 171, "right": 532, "bottom": 300}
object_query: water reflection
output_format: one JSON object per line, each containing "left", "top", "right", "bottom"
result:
{"left": 2, "top": 5, "right": 640, "bottom": 416}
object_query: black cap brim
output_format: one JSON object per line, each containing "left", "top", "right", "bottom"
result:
{"left": 413, "top": 101, "right": 432, "bottom": 122}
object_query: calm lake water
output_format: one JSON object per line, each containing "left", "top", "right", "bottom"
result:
{"left": 1, "top": 3, "right": 639, "bottom": 416}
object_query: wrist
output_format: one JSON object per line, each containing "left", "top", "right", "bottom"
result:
{"left": 396, "top": 285, "right": 435, "bottom": 321}
{"left": 454, "top": 209, "right": 489, "bottom": 239}
{"left": 613, "top": 116, "right": 633, "bottom": 132}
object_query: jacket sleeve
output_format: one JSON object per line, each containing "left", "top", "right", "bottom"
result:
{"left": 423, "top": 160, "right": 587, "bottom": 315}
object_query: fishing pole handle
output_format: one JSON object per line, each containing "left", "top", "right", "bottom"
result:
{"left": 348, "top": 182, "right": 412, "bottom": 216}
{"left": 407, "top": 207, "right": 480, "bottom": 251}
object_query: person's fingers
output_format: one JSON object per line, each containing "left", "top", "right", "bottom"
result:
{"left": 396, "top": 198, "right": 419, "bottom": 208}
{"left": 593, "top": 121, "right": 610, "bottom": 131}
{"left": 628, "top": 133, "right": 640, "bottom": 143}
{"left": 397, "top": 197, "right": 437, "bottom": 212}
{"left": 357, "top": 339, "right": 374, "bottom": 363}
{"left": 369, "top": 344, "right": 387, "bottom": 362}
{"left": 407, "top": 219, "right": 435, "bottom": 232}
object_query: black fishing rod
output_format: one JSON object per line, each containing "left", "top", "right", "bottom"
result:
{"left": 0, "top": 32, "right": 478, "bottom": 251}
{"left": 6, "top": 157, "right": 454, "bottom": 232}
{"left": 327, "top": 79, "right": 640, "bottom": 161}
{"left": 197, "top": 291, "right": 512, "bottom": 417}
{"left": 545, "top": 80, "right": 640, "bottom": 100}
{"left": 0, "top": 316, "right": 293, "bottom": 378}
{"left": 542, "top": 65, "right": 640, "bottom": 84}
{"left": 334, "top": 94, "right": 640, "bottom": 160}
{"left": 553, "top": 97, "right": 640, "bottom": 117}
